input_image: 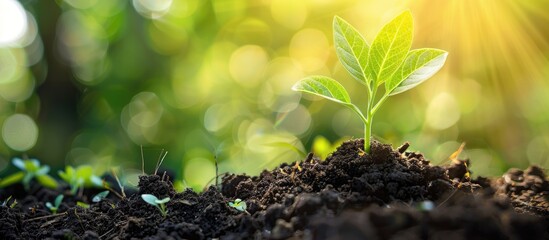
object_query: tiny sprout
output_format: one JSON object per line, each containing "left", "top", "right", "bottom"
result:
{"left": 92, "top": 190, "right": 110, "bottom": 203}
{"left": 228, "top": 198, "right": 248, "bottom": 213}
{"left": 141, "top": 194, "right": 170, "bottom": 217}
{"left": 58, "top": 165, "right": 103, "bottom": 195}
{"left": 77, "top": 201, "right": 90, "bottom": 209}
{"left": 0, "top": 158, "right": 58, "bottom": 190}
{"left": 46, "top": 194, "right": 64, "bottom": 214}
{"left": 1, "top": 196, "right": 17, "bottom": 208}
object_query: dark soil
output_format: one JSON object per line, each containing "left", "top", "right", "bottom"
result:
{"left": 1, "top": 139, "right": 548, "bottom": 239}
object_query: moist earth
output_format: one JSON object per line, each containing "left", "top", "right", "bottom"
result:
{"left": 1, "top": 139, "right": 548, "bottom": 239}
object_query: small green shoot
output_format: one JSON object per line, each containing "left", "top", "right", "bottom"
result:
{"left": 0, "top": 158, "right": 58, "bottom": 190}
{"left": 45, "top": 194, "right": 64, "bottom": 214}
{"left": 228, "top": 198, "right": 248, "bottom": 214}
{"left": 1, "top": 196, "right": 18, "bottom": 208}
{"left": 141, "top": 194, "right": 170, "bottom": 217}
{"left": 92, "top": 190, "right": 110, "bottom": 203}
{"left": 76, "top": 201, "right": 90, "bottom": 209}
{"left": 292, "top": 11, "right": 447, "bottom": 153}
{"left": 58, "top": 165, "right": 103, "bottom": 195}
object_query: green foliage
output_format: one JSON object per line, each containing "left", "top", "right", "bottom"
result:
{"left": 141, "top": 194, "right": 170, "bottom": 217}
{"left": 0, "top": 158, "right": 58, "bottom": 190}
{"left": 293, "top": 11, "right": 447, "bottom": 153}
{"left": 228, "top": 198, "right": 247, "bottom": 212}
{"left": 45, "top": 194, "right": 64, "bottom": 214}
{"left": 58, "top": 165, "right": 103, "bottom": 195}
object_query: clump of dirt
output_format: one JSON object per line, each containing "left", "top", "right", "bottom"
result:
{"left": 494, "top": 166, "right": 549, "bottom": 226}
{"left": 0, "top": 139, "right": 548, "bottom": 239}
{"left": 222, "top": 140, "right": 454, "bottom": 210}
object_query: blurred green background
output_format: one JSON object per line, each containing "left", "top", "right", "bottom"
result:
{"left": 1, "top": 0, "right": 548, "bottom": 190}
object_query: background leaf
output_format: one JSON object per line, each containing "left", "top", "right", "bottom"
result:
{"left": 292, "top": 76, "right": 352, "bottom": 105}
{"left": 333, "top": 16, "right": 370, "bottom": 85}
{"left": 387, "top": 49, "right": 448, "bottom": 95}
{"left": 367, "top": 10, "right": 413, "bottom": 86}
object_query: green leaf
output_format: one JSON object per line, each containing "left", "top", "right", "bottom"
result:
{"left": 229, "top": 198, "right": 247, "bottom": 212}
{"left": 77, "top": 201, "right": 90, "bottom": 209}
{"left": 92, "top": 190, "right": 110, "bottom": 202}
{"left": 156, "top": 197, "right": 170, "bottom": 204}
{"left": 54, "top": 194, "right": 64, "bottom": 207}
{"left": 387, "top": 48, "right": 448, "bottom": 96}
{"left": 141, "top": 194, "right": 159, "bottom": 206}
{"left": 367, "top": 10, "right": 413, "bottom": 86}
{"left": 333, "top": 16, "right": 370, "bottom": 84}
{"left": 292, "top": 76, "right": 352, "bottom": 105}
{"left": 58, "top": 166, "right": 75, "bottom": 183}
{"left": 36, "top": 165, "right": 50, "bottom": 176}
{"left": 12, "top": 158, "right": 25, "bottom": 170}
{"left": 36, "top": 174, "right": 59, "bottom": 189}
{"left": 0, "top": 172, "right": 25, "bottom": 188}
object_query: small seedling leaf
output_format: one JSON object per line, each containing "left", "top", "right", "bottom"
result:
{"left": 292, "top": 76, "right": 352, "bottom": 105}
{"left": 92, "top": 190, "right": 110, "bottom": 202}
{"left": 58, "top": 166, "right": 75, "bottom": 183}
{"left": 77, "top": 201, "right": 90, "bottom": 209}
{"left": 36, "top": 174, "right": 59, "bottom": 189}
{"left": 26, "top": 159, "right": 41, "bottom": 172}
{"left": 229, "top": 198, "right": 247, "bottom": 212}
{"left": 155, "top": 197, "right": 170, "bottom": 204}
{"left": 12, "top": 158, "right": 25, "bottom": 170}
{"left": 141, "top": 194, "right": 159, "bottom": 206}
{"left": 0, "top": 172, "right": 25, "bottom": 188}
{"left": 36, "top": 165, "right": 50, "bottom": 176}
{"left": 45, "top": 202, "right": 53, "bottom": 209}
{"left": 387, "top": 48, "right": 448, "bottom": 96}
{"left": 367, "top": 10, "right": 413, "bottom": 86}
{"left": 54, "top": 194, "right": 64, "bottom": 207}
{"left": 333, "top": 16, "right": 370, "bottom": 85}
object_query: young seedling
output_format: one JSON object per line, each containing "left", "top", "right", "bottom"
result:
{"left": 228, "top": 198, "right": 249, "bottom": 214}
{"left": 141, "top": 194, "right": 170, "bottom": 217}
{"left": 45, "top": 194, "right": 64, "bottom": 214}
{"left": 292, "top": 11, "right": 448, "bottom": 153}
{"left": 0, "top": 158, "right": 58, "bottom": 190}
{"left": 1, "top": 196, "right": 17, "bottom": 208}
{"left": 58, "top": 165, "right": 103, "bottom": 195}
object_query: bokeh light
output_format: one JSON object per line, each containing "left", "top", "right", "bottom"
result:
{"left": 0, "top": 0, "right": 27, "bottom": 46}
{"left": 2, "top": 114, "right": 38, "bottom": 152}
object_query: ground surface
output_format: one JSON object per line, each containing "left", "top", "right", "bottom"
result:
{"left": 1, "top": 139, "right": 548, "bottom": 239}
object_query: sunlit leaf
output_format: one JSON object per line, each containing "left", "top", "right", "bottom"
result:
{"left": 292, "top": 76, "right": 352, "bottom": 105}
{"left": 387, "top": 48, "right": 448, "bottom": 95}
{"left": 367, "top": 10, "right": 413, "bottom": 86}
{"left": 333, "top": 16, "right": 370, "bottom": 85}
